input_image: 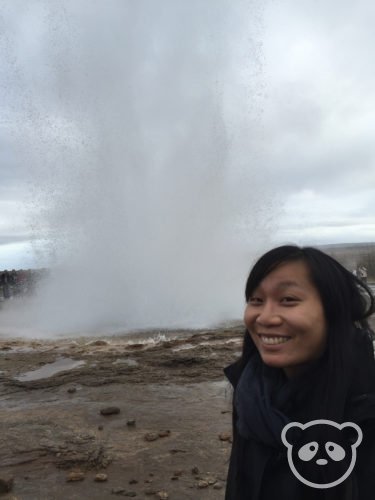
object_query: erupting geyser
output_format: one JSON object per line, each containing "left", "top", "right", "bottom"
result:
{"left": 0, "top": 0, "right": 279, "bottom": 337}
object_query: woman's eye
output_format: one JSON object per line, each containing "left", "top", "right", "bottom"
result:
{"left": 248, "top": 297, "right": 262, "bottom": 305}
{"left": 281, "top": 296, "right": 299, "bottom": 304}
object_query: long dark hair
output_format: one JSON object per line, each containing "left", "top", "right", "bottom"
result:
{"left": 238, "top": 245, "right": 375, "bottom": 420}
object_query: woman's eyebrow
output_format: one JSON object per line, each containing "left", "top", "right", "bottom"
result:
{"left": 276, "top": 280, "right": 302, "bottom": 289}
{"left": 254, "top": 280, "right": 304, "bottom": 293}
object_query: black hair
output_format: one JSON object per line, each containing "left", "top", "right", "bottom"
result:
{"left": 238, "top": 245, "right": 375, "bottom": 420}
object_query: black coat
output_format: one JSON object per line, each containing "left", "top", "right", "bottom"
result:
{"left": 224, "top": 361, "right": 375, "bottom": 500}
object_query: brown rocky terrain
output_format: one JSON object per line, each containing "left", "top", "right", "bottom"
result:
{"left": 0, "top": 325, "right": 244, "bottom": 499}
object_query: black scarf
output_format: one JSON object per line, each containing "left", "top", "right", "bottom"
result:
{"left": 232, "top": 350, "right": 365, "bottom": 500}
{"left": 235, "top": 353, "right": 293, "bottom": 448}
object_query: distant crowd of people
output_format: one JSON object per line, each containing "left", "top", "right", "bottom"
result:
{"left": 0, "top": 269, "right": 48, "bottom": 300}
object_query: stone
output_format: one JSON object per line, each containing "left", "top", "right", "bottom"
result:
{"left": 213, "top": 482, "right": 223, "bottom": 490}
{"left": 128, "top": 479, "right": 138, "bottom": 484}
{"left": 191, "top": 466, "right": 200, "bottom": 475}
{"left": 66, "top": 471, "right": 85, "bottom": 482}
{"left": 218, "top": 432, "right": 232, "bottom": 442}
{"left": 156, "top": 491, "right": 168, "bottom": 499}
{"left": 144, "top": 432, "right": 159, "bottom": 442}
{"left": 100, "top": 406, "right": 121, "bottom": 416}
{"left": 158, "top": 430, "right": 170, "bottom": 438}
{"left": 94, "top": 473, "right": 108, "bottom": 482}
{"left": 111, "top": 487, "right": 126, "bottom": 494}
{"left": 197, "top": 480, "right": 209, "bottom": 489}
{"left": 0, "top": 475, "right": 14, "bottom": 494}
{"left": 127, "top": 419, "right": 136, "bottom": 427}
{"left": 111, "top": 490, "right": 137, "bottom": 497}
{"left": 67, "top": 387, "right": 77, "bottom": 393}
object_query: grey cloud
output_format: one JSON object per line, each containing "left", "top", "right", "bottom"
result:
{"left": 0, "top": 0, "right": 375, "bottom": 275}
{"left": 0, "top": 234, "right": 34, "bottom": 245}
{"left": 259, "top": 0, "right": 375, "bottom": 203}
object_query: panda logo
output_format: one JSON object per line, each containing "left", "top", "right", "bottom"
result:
{"left": 281, "top": 420, "right": 362, "bottom": 489}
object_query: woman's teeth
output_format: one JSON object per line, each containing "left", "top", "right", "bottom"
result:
{"left": 260, "top": 335, "right": 290, "bottom": 345}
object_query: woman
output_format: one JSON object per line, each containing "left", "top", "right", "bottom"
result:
{"left": 225, "top": 245, "right": 375, "bottom": 499}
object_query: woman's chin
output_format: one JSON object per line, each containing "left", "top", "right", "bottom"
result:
{"left": 259, "top": 353, "right": 295, "bottom": 372}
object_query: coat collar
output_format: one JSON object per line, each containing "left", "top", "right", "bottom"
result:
{"left": 224, "top": 360, "right": 242, "bottom": 388}
{"left": 224, "top": 360, "right": 375, "bottom": 424}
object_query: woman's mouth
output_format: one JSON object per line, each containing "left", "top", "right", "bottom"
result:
{"left": 259, "top": 335, "right": 291, "bottom": 345}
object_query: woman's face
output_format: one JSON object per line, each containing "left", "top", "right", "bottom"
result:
{"left": 244, "top": 260, "right": 327, "bottom": 378}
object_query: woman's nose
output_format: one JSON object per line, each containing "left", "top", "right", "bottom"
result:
{"left": 255, "top": 303, "right": 282, "bottom": 326}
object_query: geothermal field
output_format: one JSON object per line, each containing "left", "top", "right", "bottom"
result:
{"left": 0, "top": 324, "right": 244, "bottom": 499}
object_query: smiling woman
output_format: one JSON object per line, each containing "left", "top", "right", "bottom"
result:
{"left": 245, "top": 260, "right": 327, "bottom": 378}
{"left": 224, "top": 245, "right": 375, "bottom": 500}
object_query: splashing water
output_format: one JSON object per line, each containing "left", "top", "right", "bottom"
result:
{"left": 0, "top": 0, "right": 279, "bottom": 337}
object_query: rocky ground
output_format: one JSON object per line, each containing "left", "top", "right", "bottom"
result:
{"left": 0, "top": 325, "right": 244, "bottom": 500}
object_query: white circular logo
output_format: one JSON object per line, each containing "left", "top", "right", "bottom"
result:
{"left": 281, "top": 419, "right": 362, "bottom": 489}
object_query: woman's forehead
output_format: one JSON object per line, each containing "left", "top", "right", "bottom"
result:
{"left": 256, "top": 261, "right": 314, "bottom": 290}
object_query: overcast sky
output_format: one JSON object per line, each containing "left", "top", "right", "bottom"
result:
{"left": 1, "top": 0, "right": 375, "bottom": 270}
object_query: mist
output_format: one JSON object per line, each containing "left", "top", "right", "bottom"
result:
{"left": 0, "top": 0, "right": 278, "bottom": 337}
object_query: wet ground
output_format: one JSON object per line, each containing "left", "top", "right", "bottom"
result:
{"left": 0, "top": 325, "right": 244, "bottom": 499}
